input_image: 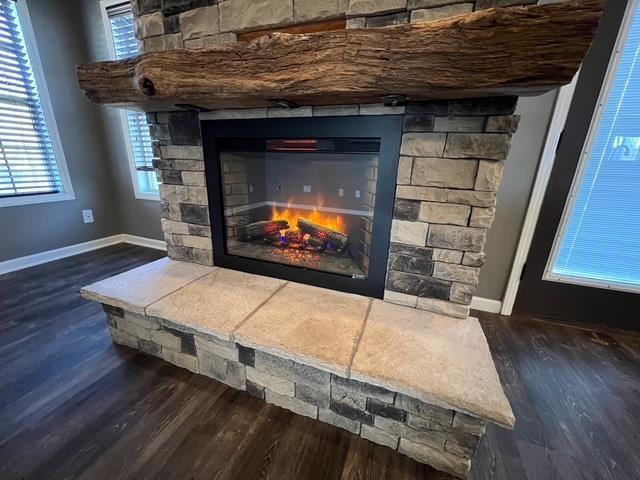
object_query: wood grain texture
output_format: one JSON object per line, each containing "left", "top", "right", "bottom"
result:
{"left": 238, "top": 18, "right": 347, "bottom": 43}
{"left": 76, "top": 0, "right": 603, "bottom": 112}
{"left": 1, "top": 244, "right": 640, "bottom": 479}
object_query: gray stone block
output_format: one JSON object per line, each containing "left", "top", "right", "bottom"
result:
{"left": 266, "top": 390, "right": 318, "bottom": 419}
{"left": 330, "top": 398, "right": 374, "bottom": 425}
{"left": 449, "top": 282, "right": 474, "bottom": 305}
{"left": 403, "top": 114, "right": 435, "bottom": 132}
{"left": 137, "top": 0, "right": 162, "bottom": 15}
{"left": 180, "top": 5, "right": 219, "bottom": 40}
{"left": 452, "top": 412, "right": 487, "bottom": 435}
{"left": 359, "top": 104, "right": 405, "bottom": 115}
{"left": 162, "top": 348, "right": 199, "bottom": 373}
{"left": 143, "top": 33, "right": 184, "bottom": 52}
{"left": 395, "top": 394, "right": 453, "bottom": 426}
{"left": 163, "top": 14, "right": 181, "bottom": 34}
{"left": 138, "top": 339, "right": 162, "bottom": 356}
{"left": 348, "top": 0, "right": 408, "bottom": 16}
{"left": 419, "top": 202, "right": 470, "bottom": 226}
{"left": 246, "top": 380, "right": 265, "bottom": 400}
{"left": 312, "top": 105, "right": 359, "bottom": 116}
{"left": 199, "top": 351, "right": 246, "bottom": 389}
{"left": 319, "top": 409, "right": 361, "bottom": 434}
{"left": 110, "top": 328, "right": 139, "bottom": 349}
{"left": 410, "top": 3, "right": 473, "bottom": 21}
{"left": 398, "top": 438, "right": 470, "bottom": 478}
{"left": 159, "top": 169, "right": 183, "bottom": 185}
{"left": 396, "top": 156, "right": 413, "bottom": 185}
{"left": 180, "top": 204, "right": 210, "bottom": 225}
{"left": 446, "top": 189, "right": 497, "bottom": 207}
{"left": 188, "top": 224, "right": 211, "bottom": 237}
{"left": 431, "top": 248, "right": 463, "bottom": 264}
{"left": 219, "top": 0, "right": 293, "bottom": 32}
{"left": 462, "top": 251, "right": 486, "bottom": 267}
{"left": 331, "top": 383, "right": 368, "bottom": 410}
{"left": 433, "top": 263, "right": 480, "bottom": 285}
{"left": 294, "top": 0, "right": 347, "bottom": 23}
{"left": 396, "top": 185, "right": 448, "bottom": 202}
{"left": 433, "top": 115, "right": 485, "bottom": 133}
{"left": 408, "top": 0, "right": 470, "bottom": 9}
{"left": 475, "top": 160, "right": 504, "bottom": 191}
{"left": 332, "top": 375, "right": 396, "bottom": 403}
{"left": 254, "top": 351, "right": 331, "bottom": 387}
{"left": 162, "top": 0, "right": 217, "bottom": 16}
{"left": 411, "top": 157, "right": 478, "bottom": 189}
{"left": 238, "top": 345, "right": 255, "bottom": 367}
{"left": 400, "top": 133, "right": 447, "bottom": 157}
{"left": 427, "top": 225, "right": 487, "bottom": 253}
{"left": 388, "top": 253, "right": 434, "bottom": 276}
{"left": 181, "top": 171, "right": 206, "bottom": 187}
{"left": 393, "top": 199, "right": 420, "bottom": 221}
{"left": 383, "top": 290, "right": 418, "bottom": 308}
{"left": 366, "top": 11, "right": 409, "bottom": 27}
{"left": 375, "top": 416, "right": 445, "bottom": 450}
{"left": 169, "top": 112, "right": 202, "bottom": 145}
{"left": 367, "top": 398, "right": 406, "bottom": 421}
{"left": 386, "top": 270, "right": 451, "bottom": 300}
{"left": 416, "top": 297, "right": 469, "bottom": 318}
{"left": 297, "top": 383, "right": 330, "bottom": 408}
{"left": 137, "top": 12, "right": 164, "bottom": 39}
{"left": 485, "top": 115, "right": 520, "bottom": 133}
{"left": 447, "top": 97, "right": 518, "bottom": 116}
{"left": 361, "top": 424, "right": 399, "bottom": 448}
{"left": 390, "top": 242, "right": 433, "bottom": 260}
{"left": 160, "top": 145, "right": 204, "bottom": 160}
{"left": 103, "top": 304, "right": 124, "bottom": 319}
{"left": 195, "top": 336, "right": 238, "bottom": 361}
{"left": 184, "top": 33, "right": 238, "bottom": 48}
{"left": 469, "top": 207, "right": 495, "bottom": 228}
{"left": 247, "top": 366, "right": 295, "bottom": 396}
{"left": 444, "top": 133, "right": 512, "bottom": 160}
{"left": 390, "top": 220, "right": 428, "bottom": 247}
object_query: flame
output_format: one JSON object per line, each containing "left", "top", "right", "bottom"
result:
{"left": 272, "top": 205, "right": 346, "bottom": 233}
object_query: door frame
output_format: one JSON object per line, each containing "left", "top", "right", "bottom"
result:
{"left": 502, "top": 0, "right": 638, "bottom": 317}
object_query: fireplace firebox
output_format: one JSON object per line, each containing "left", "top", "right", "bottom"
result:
{"left": 203, "top": 116, "right": 402, "bottom": 297}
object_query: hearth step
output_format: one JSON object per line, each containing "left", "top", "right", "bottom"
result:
{"left": 81, "top": 258, "right": 514, "bottom": 478}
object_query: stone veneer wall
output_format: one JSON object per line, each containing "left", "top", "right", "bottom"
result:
{"left": 105, "top": 303, "right": 487, "bottom": 478}
{"left": 135, "top": 0, "right": 533, "bottom": 318}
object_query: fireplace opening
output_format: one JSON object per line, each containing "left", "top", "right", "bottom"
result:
{"left": 203, "top": 116, "right": 402, "bottom": 297}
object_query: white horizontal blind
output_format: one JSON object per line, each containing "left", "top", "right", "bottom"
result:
{"left": 549, "top": 2, "right": 640, "bottom": 291}
{"left": 106, "top": 3, "right": 157, "bottom": 192}
{"left": 0, "top": 0, "right": 62, "bottom": 198}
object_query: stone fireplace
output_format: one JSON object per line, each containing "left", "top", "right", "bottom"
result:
{"left": 77, "top": 0, "right": 601, "bottom": 477}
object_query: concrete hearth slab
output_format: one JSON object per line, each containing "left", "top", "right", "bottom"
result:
{"left": 146, "top": 269, "right": 286, "bottom": 341}
{"left": 80, "top": 257, "right": 214, "bottom": 315}
{"left": 235, "top": 282, "right": 371, "bottom": 377}
{"left": 351, "top": 300, "right": 515, "bottom": 428}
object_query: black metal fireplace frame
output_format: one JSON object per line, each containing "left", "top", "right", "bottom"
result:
{"left": 202, "top": 115, "right": 402, "bottom": 298}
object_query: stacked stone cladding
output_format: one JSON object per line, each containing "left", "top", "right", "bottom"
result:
{"left": 136, "top": 0, "right": 531, "bottom": 317}
{"left": 104, "top": 303, "right": 488, "bottom": 478}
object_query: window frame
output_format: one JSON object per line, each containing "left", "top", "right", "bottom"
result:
{"left": 100, "top": 0, "right": 159, "bottom": 201}
{"left": 0, "top": 0, "right": 75, "bottom": 208}
{"left": 543, "top": 0, "right": 640, "bottom": 294}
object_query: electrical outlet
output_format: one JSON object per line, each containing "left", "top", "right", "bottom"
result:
{"left": 338, "top": 188, "right": 344, "bottom": 197}
{"left": 82, "top": 209, "right": 94, "bottom": 224}
{"left": 355, "top": 190, "right": 361, "bottom": 199}
{"left": 303, "top": 185, "right": 312, "bottom": 193}
{"left": 249, "top": 184, "right": 254, "bottom": 193}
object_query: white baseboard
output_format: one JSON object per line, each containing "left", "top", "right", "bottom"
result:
{"left": 470, "top": 296, "right": 503, "bottom": 314}
{"left": 121, "top": 234, "right": 167, "bottom": 251}
{"left": 0, "top": 234, "right": 167, "bottom": 275}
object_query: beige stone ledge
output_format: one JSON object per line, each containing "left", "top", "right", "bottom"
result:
{"left": 81, "top": 258, "right": 514, "bottom": 428}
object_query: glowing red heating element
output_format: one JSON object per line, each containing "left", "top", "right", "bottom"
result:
{"left": 266, "top": 139, "right": 318, "bottom": 152}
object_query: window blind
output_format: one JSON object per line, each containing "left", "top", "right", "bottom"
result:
{"left": 551, "top": 3, "right": 640, "bottom": 290}
{"left": 106, "top": 3, "right": 157, "bottom": 192}
{"left": 0, "top": 0, "right": 62, "bottom": 198}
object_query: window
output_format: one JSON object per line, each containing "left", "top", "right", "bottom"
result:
{"left": 0, "top": 0, "right": 73, "bottom": 207}
{"left": 101, "top": 1, "right": 157, "bottom": 199}
{"left": 546, "top": 1, "right": 640, "bottom": 292}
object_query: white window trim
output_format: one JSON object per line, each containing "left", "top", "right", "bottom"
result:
{"left": 0, "top": 0, "right": 75, "bottom": 208}
{"left": 100, "top": 0, "right": 159, "bottom": 202}
{"left": 543, "top": 0, "right": 640, "bottom": 294}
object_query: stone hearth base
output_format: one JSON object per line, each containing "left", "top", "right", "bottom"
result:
{"left": 81, "top": 258, "right": 514, "bottom": 478}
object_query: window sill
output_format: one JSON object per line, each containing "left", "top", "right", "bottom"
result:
{"left": 0, "top": 192, "right": 76, "bottom": 208}
{"left": 135, "top": 192, "right": 160, "bottom": 201}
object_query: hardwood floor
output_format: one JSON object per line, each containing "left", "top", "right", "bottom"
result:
{"left": 0, "top": 244, "right": 638, "bottom": 480}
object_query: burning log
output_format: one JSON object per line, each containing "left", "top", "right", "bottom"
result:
{"left": 240, "top": 220, "right": 289, "bottom": 239}
{"left": 297, "top": 218, "right": 348, "bottom": 249}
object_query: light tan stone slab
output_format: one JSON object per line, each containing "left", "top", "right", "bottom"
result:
{"left": 351, "top": 300, "right": 514, "bottom": 428}
{"left": 80, "top": 258, "right": 214, "bottom": 315}
{"left": 146, "top": 268, "right": 286, "bottom": 341}
{"left": 235, "top": 282, "right": 370, "bottom": 377}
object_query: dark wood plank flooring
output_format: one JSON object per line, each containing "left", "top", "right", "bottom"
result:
{"left": 1, "top": 244, "right": 638, "bottom": 480}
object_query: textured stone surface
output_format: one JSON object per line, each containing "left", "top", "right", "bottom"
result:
{"left": 399, "top": 438, "right": 470, "bottom": 478}
{"left": 475, "top": 160, "right": 504, "bottom": 191}
{"left": 419, "top": 202, "right": 470, "bottom": 226}
{"left": 236, "top": 283, "right": 370, "bottom": 376}
{"left": 294, "top": 0, "right": 346, "bottom": 22}
{"left": 411, "top": 157, "right": 477, "bottom": 189}
{"left": 312, "top": 105, "right": 359, "bottom": 116}
{"left": 352, "top": 300, "right": 515, "bottom": 427}
{"left": 417, "top": 297, "right": 469, "bottom": 319}
{"left": 410, "top": 3, "right": 473, "bottom": 22}
{"left": 449, "top": 282, "right": 474, "bottom": 304}
{"left": 396, "top": 185, "right": 448, "bottom": 202}
{"left": 219, "top": 0, "right": 293, "bottom": 32}
{"left": 184, "top": 32, "right": 238, "bottom": 48}
{"left": 433, "top": 263, "right": 480, "bottom": 285}
{"left": 361, "top": 424, "right": 399, "bottom": 448}
{"left": 383, "top": 289, "right": 418, "bottom": 308}
{"left": 366, "top": 11, "right": 409, "bottom": 27}
{"left": 180, "top": 5, "right": 219, "bottom": 40}
{"left": 427, "top": 225, "right": 486, "bottom": 253}
{"left": 432, "top": 248, "right": 463, "bottom": 264}
{"left": 137, "top": 12, "right": 164, "bottom": 38}
{"left": 80, "top": 258, "right": 213, "bottom": 315}
{"left": 143, "top": 33, "right": 184, "bottom": 52}
{"left": 319, "top": 408, "right": 361, "bottom": 434}
{"left": 254, "top": 351, "right": 331, "bottom": 387}
{"left": 390, "top": 220, "right": 428, "bottom": 247}
{"left": 469, "top": 206, "right": 496, "bottom": 228}
{"left": 265, "top": 390, "right": 318, "bottom": 419}
{"left": 348, "top": 0, "right": 407, "bottom": 15}
{"left": 433, "top": 115, "right": 485, "bottom": 132}
{"left": 444, "top": 133, "right": 511, "bottom": 160}
{"left": 147, "top": 269, "right": 285, "bottom": 341}
{"left": 400, "top": 133, "right": 446, "bottom": 157}
{"left": 386, "top": 271, "right": 451, "bottom": 300}
{"left": 396, "top": 156, "right": 413, "bottom": 185}
{"left": 246, "top": 366, "right": 295, "bottom": 396}
{"left": 394, "top": 199, "right": 420, "bottom": 221}
{"left": 462, "top": 251, "right": 486, "bottom": 267}
{"left": 485, "top": 114, "right": 520, "bottom": 133}
{"left": 403, "top": 114, "right": 435, "bottom": 132}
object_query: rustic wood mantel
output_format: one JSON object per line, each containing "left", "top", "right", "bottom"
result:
{"left": 77, "top": 0, "right": 602, "bottom": 112}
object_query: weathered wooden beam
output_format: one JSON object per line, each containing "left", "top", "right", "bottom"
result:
{"left": 77, "top": 0, "right": 602, "bottom": 112}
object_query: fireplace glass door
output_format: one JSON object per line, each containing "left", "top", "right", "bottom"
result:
{"left": 220, "top": 139, "right": 379, "bottom": 279}
{"left": 203, "top": 116, "right": 402, "bottom": 298}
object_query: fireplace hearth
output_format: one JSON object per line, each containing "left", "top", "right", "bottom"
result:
{"left": 203, "top": 116, "right": 402, "bottom": 298}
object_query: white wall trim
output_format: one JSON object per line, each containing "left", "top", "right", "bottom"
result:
{"left": 500, "top": 77, "right": 579, "bottom": 316}
{"left": 471, "top": 296, "right": 503, "bottom": 314}
{"left": 0, "top": 235, "right": 167, "bottom": 275}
